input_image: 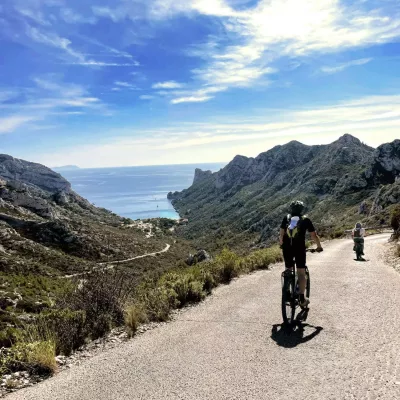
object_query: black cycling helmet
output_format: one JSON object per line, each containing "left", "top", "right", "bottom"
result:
{"left": 290, "top": 200, "right": 305, "bottom": 216}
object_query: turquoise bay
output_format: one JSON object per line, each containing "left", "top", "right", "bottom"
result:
{"left": 61, "top": 163, "right": 225, "bottom": 220}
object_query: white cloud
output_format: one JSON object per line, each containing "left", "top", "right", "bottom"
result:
{"left": 170, "top": 85, "right": 227, "bottom": 104}
{"left": 320, "top": 58, "right": 373, "bottom": 74}
{"left": 171, "top": 95, "right": 213, "bottom": 104}
{"left": 33, "top": 94, "right": 400, "bottom": 167}
{"left": 67, "top": 61, "right": 138, "bottom": 67}
{"left": 109, "top": 0, "right": 400, "bottom": 100}
{"left": 152, "top": 81, "right": 184, "bottom": 89}
{"left": 115, "top": 81, "right": 137, "bottom": 88}
{"left": 0, "top": 115, "right": 38, "bottom": 134}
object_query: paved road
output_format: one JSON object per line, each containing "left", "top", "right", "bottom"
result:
{"left": 9, "top": 234, "right": 400, "bottom": 400}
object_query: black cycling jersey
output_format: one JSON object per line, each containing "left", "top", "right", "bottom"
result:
{"left": 280, "top": 215, "right": 316, "bottom": 247}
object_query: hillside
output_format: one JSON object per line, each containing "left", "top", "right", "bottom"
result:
{"left": 169, "top": 134, "right": 400, "bottom": 251}
{"left": 0, "top": 155, "right": 193, "bottom": 334}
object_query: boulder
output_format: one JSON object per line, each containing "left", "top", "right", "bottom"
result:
{"left": 186, "top": 250, "right": 212, "bottom": 266}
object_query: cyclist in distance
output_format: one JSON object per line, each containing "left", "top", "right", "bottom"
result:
{"left": 279, "top": 201, "right": 323, "bottom": 308}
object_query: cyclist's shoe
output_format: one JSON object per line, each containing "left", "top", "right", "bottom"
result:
{"left": 299, "top": 298, "right": 310, "bottom": 308}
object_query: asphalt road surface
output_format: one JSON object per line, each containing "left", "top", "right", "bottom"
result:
{"left": 8, "top": 234, "right": 400, "bottom": 400}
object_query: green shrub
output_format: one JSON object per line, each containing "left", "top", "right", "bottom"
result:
{"left": 187, "top": 280, "right": 206, "bottom": 302}
{"left": 139, "top": 286, "right": 176, "bottom": 322}
{"left": 20, "top": 339, "right": 57, "bottom": 374}
{"left": 199, "top": 266, "right": 216, "bottom": 294}
{"left": 0, "top": 327, "right": 57, "bottom": 375}
{"left": 59, "top": 270, "right": 136, "bottom": 340}
{"left": 124, "top": 304, "right": 147, "bottom": 338}
{"left": 0, "top": 326, "right": 22, "bottom": 348}
{"left": 391, "top": 206, "right": 400, "bottom": 232}
{"left": 214, "top": 248, "right": 240, "bottom": 283}
{"left": 37, "top": 310, "right": 86, "bottom": 356}
{"left": 161, "top": 273, "right": 190, "bottom": 307}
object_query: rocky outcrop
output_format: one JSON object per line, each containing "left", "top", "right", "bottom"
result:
{"left": 0, "top": 154, "right": 71, "bottom": 193}
{"left": 186, "top": 249, "right": 212, "bottom": 266}
{"left": 193, "top": 168, "right": 212, "bottom": 185}
{"left": 0, "top": 179, "right": 56, "bottom": 218}
{"left": 369, "top": 140, "right": 400, "bottom": 184}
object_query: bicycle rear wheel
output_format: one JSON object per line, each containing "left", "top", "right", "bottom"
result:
{"left": 306, "top": 267, "right": 310, "bottom": 299}
{"left": 281, "top": 270, "right": 296, "bottom": 325}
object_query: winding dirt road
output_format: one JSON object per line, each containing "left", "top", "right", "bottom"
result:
{"left": 9, "top": 234, "right": 400, "bottom": 400}
{"left": 62, "top": 244, "right": 171, "bottom": 279}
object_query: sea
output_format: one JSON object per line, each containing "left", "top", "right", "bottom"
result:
{"left": 61, "top": 163, "right": 225, "bottom": 220}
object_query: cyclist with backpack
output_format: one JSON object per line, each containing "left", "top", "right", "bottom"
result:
{"left": 352, "top": 222, "right": 366, "bottom": 261}
{"left": 279, "top": 201, "right": 323, "bottom": 308}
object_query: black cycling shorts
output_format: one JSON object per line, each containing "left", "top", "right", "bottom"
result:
{"left": 282, "top": 246, "right": 306, "bottom": 269}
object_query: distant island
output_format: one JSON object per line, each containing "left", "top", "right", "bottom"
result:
{"left": 53, "top": 165, "right": 80, "bottom": 172}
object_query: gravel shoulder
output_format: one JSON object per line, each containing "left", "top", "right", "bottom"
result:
{"left": 7, "top": 234, "right": 400, "bottom": 400}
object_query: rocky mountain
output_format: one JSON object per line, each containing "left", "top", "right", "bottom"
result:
{"left": 169, "top": 134, "right": 400, "bottom": 251}
{"left": 0, "top": 155, "right": 193, "bottom": 330}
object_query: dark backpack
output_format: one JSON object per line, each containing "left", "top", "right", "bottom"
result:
{"left": 286, "top": 214, "right": 304, "bottom": 240}
{"left": 354, "top": 229, "right": 361, "bottom": 238}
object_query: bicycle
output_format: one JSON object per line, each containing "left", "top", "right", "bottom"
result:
{"left": 281, "top": 248, "right": 320, "bottom": 326}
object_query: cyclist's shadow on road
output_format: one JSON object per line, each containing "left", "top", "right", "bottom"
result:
{"left": 271, "top": 322, "right": 323, "bottom": 348}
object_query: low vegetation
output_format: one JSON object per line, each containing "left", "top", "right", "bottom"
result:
{"left": 0, "top": 245, "right": 282, "bottom": 377}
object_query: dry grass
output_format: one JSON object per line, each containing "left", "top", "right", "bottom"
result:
{"left": 124, "top": 304, "right": 147, "bottom": 338}
{"left": 23, "top": 340, "right": 57, "bottom": 374}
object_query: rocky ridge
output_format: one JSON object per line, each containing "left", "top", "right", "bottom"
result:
{"left": 169, "top": 134, "right": 400, "bottom": 250}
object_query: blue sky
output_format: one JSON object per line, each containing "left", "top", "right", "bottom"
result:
{"left": 0, "top": 0, "right": 399, "bottom": 167}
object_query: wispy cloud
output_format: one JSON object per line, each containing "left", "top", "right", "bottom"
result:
{"left": 100, "top": 0, "right": 400, "bottom": 101}
{"left": 0, "top": 115, "right": 39, "bottom": 134}
{"left": 169, "top": 86, "right": 227, "bottom": 104}
{"left": 139, "top": 95, "right": 155, "bottom": 100}
{"left": 115, "top": 81, "right": 138, "bottom": 89}
{"left": 69, "top": 61, "right": 138, "bottom": 67}
{"left": 26, "top": 25, "right": 87, "bottom": 63}
{"left": 0, "top": 77, "right": 106, "bottom": 134}
{"left": 25, "top": 25, "right": 138, "bottom": 68}
{"left": 15, "top": 7, "right": 51, "bottom": 26}
{"left": 59, "top": 8, "right": 97, "bottom": 24}
{"left": 0, "top": 90, "right": 19, "bottom": 103}
{"left": 152, "top": 81, "right": 184, "bottom": 89}
{"left": 171, "top": 95, "right": 213, "bottom": 104}
{"left": 36, "top": 94, "right": 400, "bottom": 167}
{"left": 320, "top": 58, "right": 373, "bottom": 74}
